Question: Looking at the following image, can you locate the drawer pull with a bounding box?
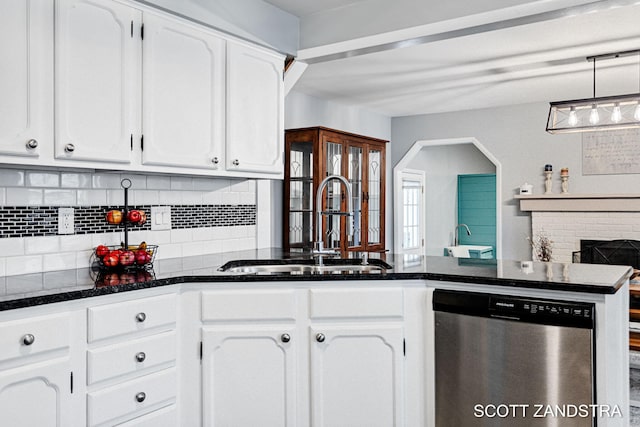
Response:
[64,143,75,153]
[135,352,146,362]
[135,312,146,323]
[22,334,35,346]
[26,139,38,149]
[135,392,146,403]
[316,333,325,343]
[280,333,291,343]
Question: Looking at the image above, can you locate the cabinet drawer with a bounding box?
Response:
[88,294,177,342]
[309,288,403,319]
[115,405,176,427]
[87,367,176,426]
[202,290,297,321]
[0,313,70,363]
[88,331,176,384]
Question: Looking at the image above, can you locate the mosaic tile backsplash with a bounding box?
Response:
[0,205,256,238]
[0,169,259,276]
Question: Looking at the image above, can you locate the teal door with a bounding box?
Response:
[457,174,496,257]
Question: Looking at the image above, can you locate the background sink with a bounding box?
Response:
[444,245,493,259]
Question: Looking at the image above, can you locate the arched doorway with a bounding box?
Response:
[393,138,502,258]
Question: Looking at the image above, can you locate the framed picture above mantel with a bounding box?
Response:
[582,128,640,175]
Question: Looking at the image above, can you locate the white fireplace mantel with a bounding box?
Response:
[515,194,640,212]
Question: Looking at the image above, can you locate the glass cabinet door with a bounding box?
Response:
[367,148,383,248]
[323,141,343,249]
[347,144,363,249]
[288,141,313,249]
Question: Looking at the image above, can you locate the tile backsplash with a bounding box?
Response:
[0,169,257,276]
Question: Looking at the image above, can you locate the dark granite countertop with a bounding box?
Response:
[0,248,632,312]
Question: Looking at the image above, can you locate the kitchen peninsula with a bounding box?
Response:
[0,250,630,426]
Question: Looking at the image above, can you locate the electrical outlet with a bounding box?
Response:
[58,207,75,235]
[151,206,171,231]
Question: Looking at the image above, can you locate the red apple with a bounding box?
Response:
[106,210,123,224]
[95,245,110,258]
[135,249,151,265]
[102,252,119,267]
[127,210,142,223]
[119,250,135,266]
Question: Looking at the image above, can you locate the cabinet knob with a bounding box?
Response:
[315,333,325,343]
[281,333,291,343]
[232,159,240,166]
[135,392,146,403]
[212,157,219,165]
[26,139,38,149]
[135,312,146,323]
[22,334,35,346]
[135,352,146,362]
[64,143,75,153]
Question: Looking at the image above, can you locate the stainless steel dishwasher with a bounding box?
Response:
[433,289,595,426]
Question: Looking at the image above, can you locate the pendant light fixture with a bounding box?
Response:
[546,49,640,134]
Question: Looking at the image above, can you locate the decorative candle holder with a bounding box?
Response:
[561,175,569,194]
[560,167,569,194]
[544,171,553,194]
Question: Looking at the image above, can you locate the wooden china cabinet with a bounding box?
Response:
[283,127,387,253]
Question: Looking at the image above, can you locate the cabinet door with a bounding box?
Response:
[55,0,140,164]
[0,358,72,427]
[346,142,365,251]
[141,13,225,170]
[226,42,284,174]
[310,324,404,427]
[0,0,53,158]
[365,145,385,251]
[202,326,296,427]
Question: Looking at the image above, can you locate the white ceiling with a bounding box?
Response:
[265,0,640,117]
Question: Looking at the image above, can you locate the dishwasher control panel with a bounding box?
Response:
[434,290,595,329]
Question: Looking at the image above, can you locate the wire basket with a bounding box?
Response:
[92,244,158,271]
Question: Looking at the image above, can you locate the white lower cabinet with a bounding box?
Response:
[201,326,297,426]
[0,310,77,427]
[310,324,405,427]
[0,357,73,427]
[200,286,405,427]
[86,292,178,427]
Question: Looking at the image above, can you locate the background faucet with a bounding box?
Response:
[454,224,471,246]
[314,175,354,254]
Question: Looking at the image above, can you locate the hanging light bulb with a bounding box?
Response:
[589,104,599,125]
[635,101,640,121]
[568,106,578,126]
[611,103,622,123]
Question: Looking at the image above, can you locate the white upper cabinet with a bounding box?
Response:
[0,0,53,159]
[55,0,141,164]
[226,42,284,175]
[141,13,225,170]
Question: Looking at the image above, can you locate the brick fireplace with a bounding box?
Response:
[516,194,640,263]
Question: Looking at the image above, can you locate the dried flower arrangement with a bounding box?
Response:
[527,232,553,262]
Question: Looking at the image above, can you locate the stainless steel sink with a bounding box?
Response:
[218,258,392,275]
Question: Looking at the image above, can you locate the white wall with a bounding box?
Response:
[391,101,640,261]
[406,144,495,256]
[285,91,391,139]
[280,90,392,249]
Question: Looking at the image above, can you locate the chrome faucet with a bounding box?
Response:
[454,224,471,246]
[314,175,354,255]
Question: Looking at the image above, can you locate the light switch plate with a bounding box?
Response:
[151,206,171,231]
[58,207,75,234]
